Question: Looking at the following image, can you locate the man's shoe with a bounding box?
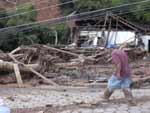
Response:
[127,99,137,106]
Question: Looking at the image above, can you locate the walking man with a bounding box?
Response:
[102,49,136,105]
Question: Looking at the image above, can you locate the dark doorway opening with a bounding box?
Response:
[148,40,150,52]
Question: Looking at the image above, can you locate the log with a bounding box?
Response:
[0,61,39,73]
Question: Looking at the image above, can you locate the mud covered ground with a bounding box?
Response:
[0,60,150,113]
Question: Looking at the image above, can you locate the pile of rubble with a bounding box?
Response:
[0,44,147,86]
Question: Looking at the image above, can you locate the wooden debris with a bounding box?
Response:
[10,47,21,54]
[29,68,58,86]
[43,45,79,57]
[13,64,24,88]
[0,44,147,86]
[9,53,59,86]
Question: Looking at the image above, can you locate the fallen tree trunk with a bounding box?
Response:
[0,61,39,73]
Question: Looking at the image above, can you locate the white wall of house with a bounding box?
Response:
[80,31,135,46]
[141,35,150,51]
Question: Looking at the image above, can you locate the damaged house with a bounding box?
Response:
[70,14,150,51]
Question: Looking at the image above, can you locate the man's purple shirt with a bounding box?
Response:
[111,49,131,77]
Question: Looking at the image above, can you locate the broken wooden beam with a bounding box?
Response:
[29,68,58,86]
[9,53,59,86]
[10,47,21,54]
[43,45,79,58]
[14,64,24,88]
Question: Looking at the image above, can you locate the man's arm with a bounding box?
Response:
[115,63,122,80]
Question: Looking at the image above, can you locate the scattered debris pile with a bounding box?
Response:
[0,44,147,86]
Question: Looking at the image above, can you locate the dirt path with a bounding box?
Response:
[0,85,150,113]
[11,96,150,113]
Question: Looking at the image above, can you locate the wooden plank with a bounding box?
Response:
[8,53,19,63]
[43,45,79,57]
[13,54,24,57]
[10,47,21,54]
[105,17,112,47]
[13,64,24,88]
[29,68,59,86]
[103,13,108,27]
[110,15,138,31]
[117,15,146,32]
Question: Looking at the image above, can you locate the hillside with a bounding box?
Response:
[0,0,15,9]
[0,0,61,21]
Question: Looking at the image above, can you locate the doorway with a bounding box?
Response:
[148,40,150,52]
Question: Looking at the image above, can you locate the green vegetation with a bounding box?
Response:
[75,0,111,12]
[59,0,150,24]
[0,4,69,51]
[52,23,70,44]
[7,4,37,26]
[59,0,76,15]
[74,0,150,23]
[0,4,38,51]
[0,0,149,51]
